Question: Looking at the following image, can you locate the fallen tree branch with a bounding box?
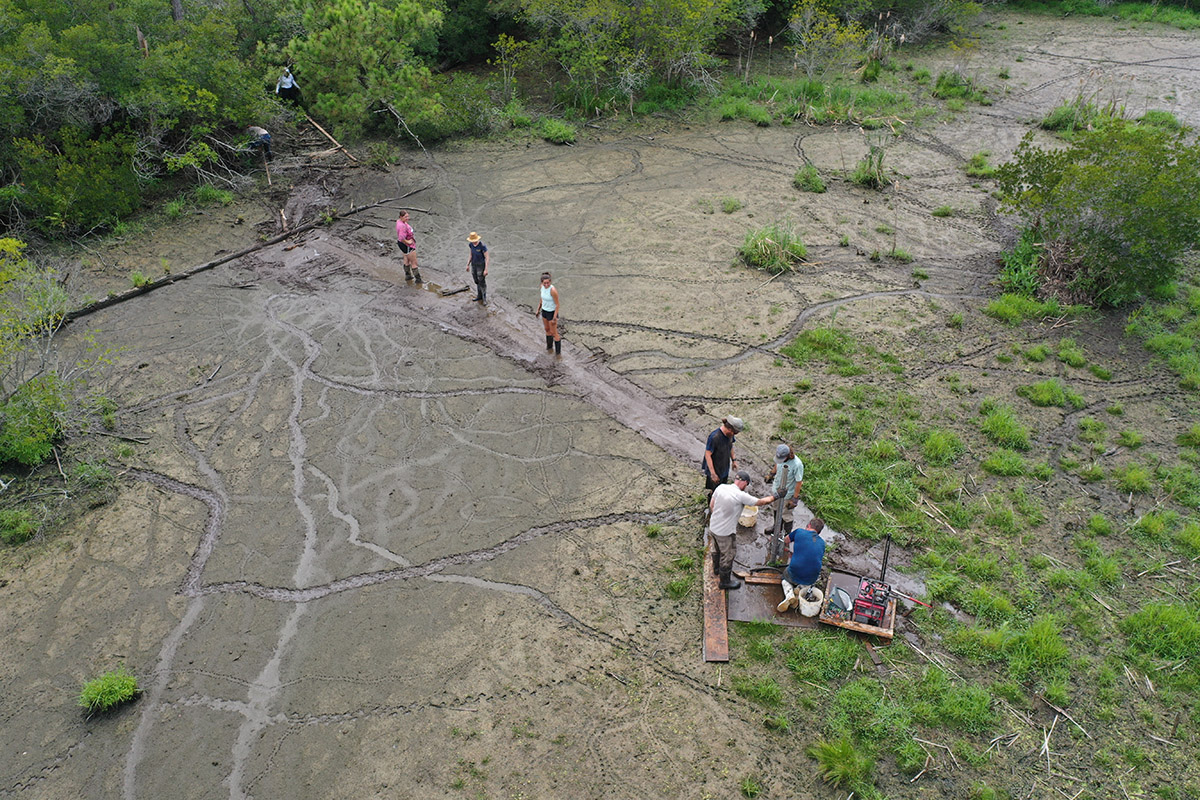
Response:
[62,197,400,326]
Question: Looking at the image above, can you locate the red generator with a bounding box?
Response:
[852,577,891,626]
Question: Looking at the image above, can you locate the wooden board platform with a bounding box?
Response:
[817,570,896,639]
[702,543,729,662]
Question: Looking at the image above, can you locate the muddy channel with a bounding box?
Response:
[2,12,1199,800]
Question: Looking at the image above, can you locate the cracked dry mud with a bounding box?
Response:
[2,12,1199,800]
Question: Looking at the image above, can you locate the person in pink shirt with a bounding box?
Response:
[395,210,422,283]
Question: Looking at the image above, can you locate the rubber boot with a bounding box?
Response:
[546,335,554,351]
[412,270,423,284]
[718,568,742,591]
[711,551,720,576]
[554,339,561,355]
[404,266,413,280]
[776,582,795,613]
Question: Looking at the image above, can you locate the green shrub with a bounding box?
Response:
[740,223,807,274]
[79,668,140,713]
[502,99,533,128]
[807,737,874,789]
[933,71,984,102]
[130,270,151,288]
[13,129,142,234]
[996,124,1200,306]
[164,198,187,219]
[1140,109,1183,130]
[980,403,1031,450]
[1121,603,1200,660]
[793,164,826,193]
[1017,378,1084,409]
[72,461,116,492]
[0,375,69,466]
[0,508,38,545]
[539,118,577,144]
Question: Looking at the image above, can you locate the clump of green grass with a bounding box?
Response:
[739,777,763,798]
[923,429,964,465]
[933,71,986,102]
[1178,424,1200,447]
[1121,603,1200,660]
[79,668,140,714]
[948,312,964,329]
[130,270,151,288]
[1006,616,1069,681]
[850,145,887,189]
[1089,364,1113,380]
[193,184,234,205]
[721,197,744,213]
[644,523,663,538]
[793,164,826,193]
[1140,109,1183,130]
[786,631,861,682]
[1017,378,1085,409]
[807,737,874,790]
[665,576,693,600]
[1176,521,1200,555]
[740,222,807,274]
[1113,464,1152,493]
[1023,344,1050,362]
[733,674,783,705]
[980,401,1031,450]
[1078,416,1107,445]
[1057,338,1087,367]
[1079,463,1105,482]
[985,294,1063,325]
[539,117,577,144]
[0,509,38,545]
[932,205,954,217]
[964,151,996,178]
[1117,430,1143,449]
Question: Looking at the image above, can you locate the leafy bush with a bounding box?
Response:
[996,124,1200,305]
[793,164,826,193]
[0,508,38,545]
[740,223,807,274]
[79,668,139,713]
[0,375,68,466]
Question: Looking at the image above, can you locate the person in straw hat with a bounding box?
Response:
[466,232,489,303]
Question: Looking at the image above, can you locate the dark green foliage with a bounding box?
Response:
[996,125,1200,305]
[999,229,1040,296]
[0,375,68,466]
[0,508,38,545]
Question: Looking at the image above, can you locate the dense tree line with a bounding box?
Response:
[0,0,990,239]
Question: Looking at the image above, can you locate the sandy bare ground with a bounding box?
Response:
[2,12,1199,800]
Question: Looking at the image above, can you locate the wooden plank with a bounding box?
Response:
[703,542,729,662]
[734,569,784,586]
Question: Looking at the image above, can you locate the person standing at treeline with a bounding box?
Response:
[537,272,561,355]
[467,232,489,304]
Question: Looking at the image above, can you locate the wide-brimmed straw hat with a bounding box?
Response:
[467,232,481,243]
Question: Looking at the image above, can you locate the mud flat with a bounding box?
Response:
[2,12,1199,799]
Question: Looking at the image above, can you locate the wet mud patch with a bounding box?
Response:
[3,12,1200,800]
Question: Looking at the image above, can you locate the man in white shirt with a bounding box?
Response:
[708,470,775,590]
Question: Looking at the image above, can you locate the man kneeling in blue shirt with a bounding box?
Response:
[778,518,825,612]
